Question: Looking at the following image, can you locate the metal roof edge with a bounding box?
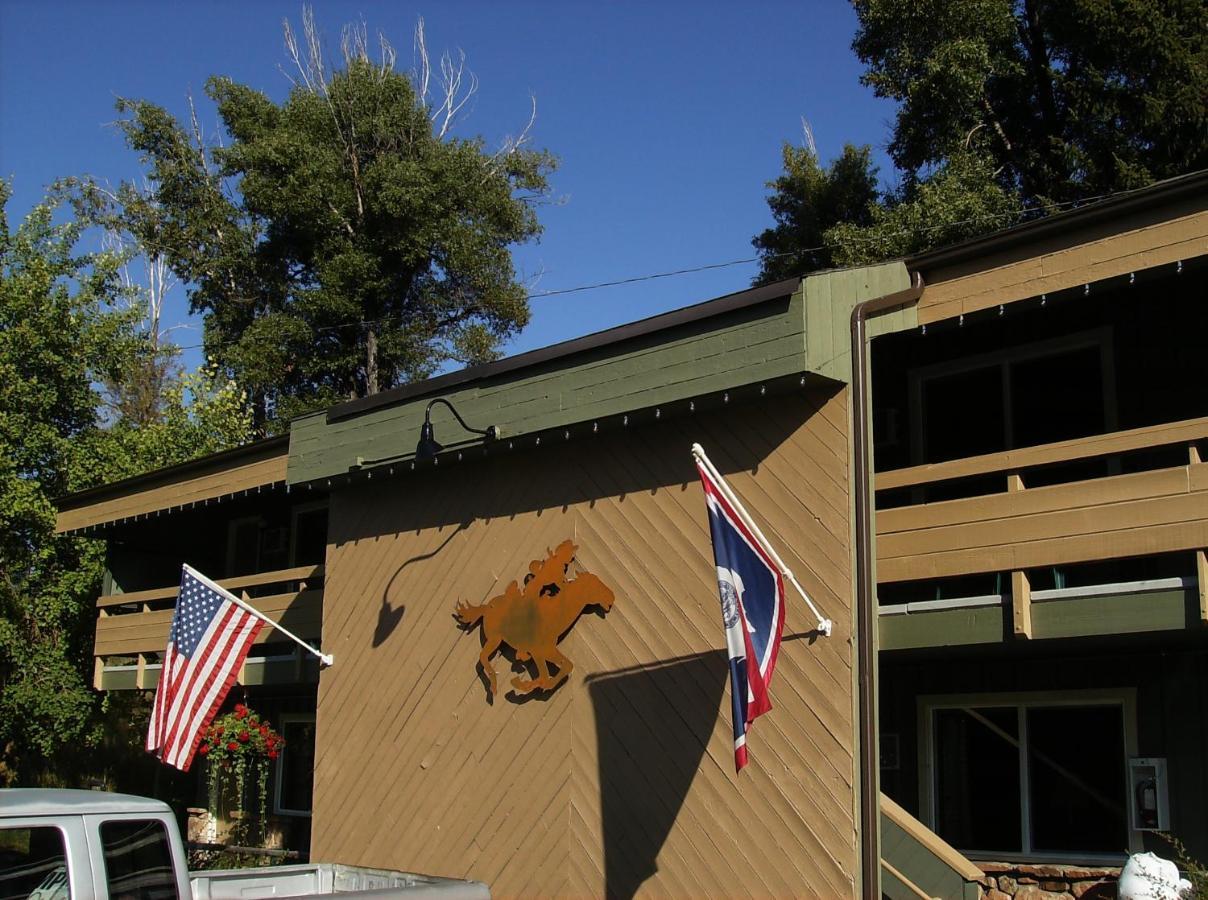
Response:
[905,169,1208,272]
[325,276,802,423]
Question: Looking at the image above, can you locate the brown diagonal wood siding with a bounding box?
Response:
[311,390,856,898]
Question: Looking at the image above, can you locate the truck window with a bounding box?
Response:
[0,826,69,899]
[98,821,175,900]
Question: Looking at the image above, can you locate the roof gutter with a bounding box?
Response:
[850,271,924,899]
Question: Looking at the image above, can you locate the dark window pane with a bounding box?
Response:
[0,826,69,899]
[99,820,177,900]
[1028,705,1127,853]
[227,518,261,577]
[934,706,1022,852]
[1011,346,1105,448]
[278,719,316,814]
[922,366,1005,463]
[293,508,328,568]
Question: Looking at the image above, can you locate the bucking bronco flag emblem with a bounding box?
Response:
[692,443,832,772]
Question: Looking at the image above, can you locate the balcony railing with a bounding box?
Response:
[94,564,324,690]
[875,416,1208,640]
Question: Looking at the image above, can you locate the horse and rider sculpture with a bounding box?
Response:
[454,539,615,699]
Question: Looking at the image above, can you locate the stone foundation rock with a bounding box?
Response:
[976,862,1119,899]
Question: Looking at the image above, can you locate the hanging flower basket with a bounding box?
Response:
[199,704,285,842]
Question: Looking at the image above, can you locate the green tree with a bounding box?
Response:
[824,151,1022,266]
[756,0,1205,276]
[0,183,252,782]
[0,181,135,779]
[852,0,1208,203]
[116,13,555,429]
[752,140,880,283]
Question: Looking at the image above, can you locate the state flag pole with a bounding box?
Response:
[690,444,832,636]
[183,564,334,666]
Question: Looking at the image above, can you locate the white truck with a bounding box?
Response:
[0,789,489,899]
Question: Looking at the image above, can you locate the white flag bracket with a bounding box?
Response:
[183,564,335,667]
[691,444,833,637]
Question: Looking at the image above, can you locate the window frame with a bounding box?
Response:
[907,326,1119,466]
[289,501,329,569]
[273,713,317,818]
[0,820,74,899]
[917,688,1141,862]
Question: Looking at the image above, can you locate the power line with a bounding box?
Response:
[156,189,1118,354]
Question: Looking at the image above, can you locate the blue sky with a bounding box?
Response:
[0,1,898,366]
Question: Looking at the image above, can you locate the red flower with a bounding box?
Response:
[260,725,269,736]
[199,744,210,755]
[227,742,238,751]
[235,707,247,720]
[238,730,250,742]
[268,750,278,760]
[214,726,224,736]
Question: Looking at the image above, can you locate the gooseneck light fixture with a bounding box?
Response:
[416,398,498,462]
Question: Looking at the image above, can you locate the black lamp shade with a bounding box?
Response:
[415,420,443,461]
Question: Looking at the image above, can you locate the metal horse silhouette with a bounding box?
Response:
[455,540,615,698]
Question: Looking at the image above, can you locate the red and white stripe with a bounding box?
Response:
[146,599,262,771]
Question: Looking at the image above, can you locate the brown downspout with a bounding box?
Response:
[851,271,924,899]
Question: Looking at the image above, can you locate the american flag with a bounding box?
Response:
[696,460,786,772]
[146,565,264,771]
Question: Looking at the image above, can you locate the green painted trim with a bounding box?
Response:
[803,262,914,383]
[1032,589,1193,639]
[98,668,139,691]
[879,586,1196,649]
[287,261,914,494]
[98,658,318,690]
[881,809,973,900]
[288,288,812,484]
[880,606,1006,650]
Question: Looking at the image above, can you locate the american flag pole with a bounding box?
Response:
[691,444,832,636]
[182,564,334,666]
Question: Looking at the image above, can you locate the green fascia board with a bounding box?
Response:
[879,586,1196,650]
[880,606,1006,651]
[97,659,318,690]
[1032,588,1194,639]
[804,262,915,382]
[287,261,916,485]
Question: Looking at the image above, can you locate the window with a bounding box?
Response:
[921,691,1137,859]
[909,329,1117,467]
[274,715,317,816]
[0,826,69,899]
[290,503,328,568]
[99,819,177,900]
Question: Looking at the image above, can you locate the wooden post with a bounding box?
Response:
[1012,569,1033,639]
[1197,549,1208,626]
[93,656,105,691]
[1007,473,1032,638]
[135,653,148,690]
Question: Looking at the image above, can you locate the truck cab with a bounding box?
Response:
[0,789,191,899]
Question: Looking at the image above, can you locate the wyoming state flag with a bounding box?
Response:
[696,461,786,771]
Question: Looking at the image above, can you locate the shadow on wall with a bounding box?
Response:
[331,383,844,543]
[587,648,729,900]
[374,523,470,647]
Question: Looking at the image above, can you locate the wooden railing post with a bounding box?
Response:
[1197,549,1208,626]
[1007,472,1033,639]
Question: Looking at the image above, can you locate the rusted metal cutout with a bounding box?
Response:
[455,540,615,698]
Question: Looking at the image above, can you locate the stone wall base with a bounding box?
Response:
[977,862,1120,899]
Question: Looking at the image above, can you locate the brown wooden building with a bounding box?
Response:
[58,169,1208,898]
